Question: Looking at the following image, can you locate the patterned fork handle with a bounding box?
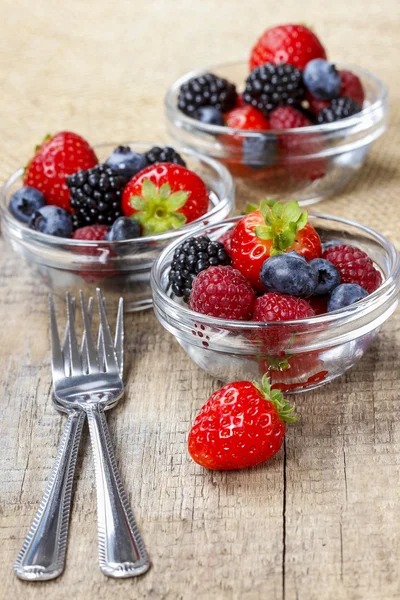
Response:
[14,410,85,581]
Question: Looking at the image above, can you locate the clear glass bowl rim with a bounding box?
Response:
[151,213,400,331]
[0,141,235,249]
[165,60,388,137]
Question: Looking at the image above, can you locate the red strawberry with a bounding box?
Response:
[23,132,98,211]
[339,70,365,106]
[249,24,327,71]
[188,376,296,470]
[260,353,328,392]
[323,244,382,293]
[253,292,315,322]
[270,106,312,129]
[225,105,270,131]
[122,163,209,235]
[230,200,322,291]
[189,265,256,320]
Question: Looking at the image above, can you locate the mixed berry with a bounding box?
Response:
[176,24,365,180]
[178,24,365,129]
[169,200,382,319]
[9,131,210,241]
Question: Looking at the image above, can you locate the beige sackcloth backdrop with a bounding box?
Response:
[1,1,400,600]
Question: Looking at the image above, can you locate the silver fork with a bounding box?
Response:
[53,290,149,578]
[14,291,149,580]
[14,294,129,581]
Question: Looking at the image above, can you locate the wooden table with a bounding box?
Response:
[1,1,400,598]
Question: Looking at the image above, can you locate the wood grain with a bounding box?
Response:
[0,1,400,599]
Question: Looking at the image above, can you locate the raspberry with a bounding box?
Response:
[189,265,256,320]
[322,244,382,293]
[270,106,312,129]
[306,92,329,116]
[72,224,109,241]
[253,293,315,322]
[339,70,365,107]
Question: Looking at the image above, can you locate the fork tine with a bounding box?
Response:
[81,295,94,374]
[80,291,98,374]
[62,297,76,377]
[49,295,64,382]
[66,292,81,376]
[114,298,124,378]
[96,288,119,373]
[97,296,106,372]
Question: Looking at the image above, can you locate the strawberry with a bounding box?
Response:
[122,163,209,235]
[225,105,270,131]
[230,200,322,291]
[260,353,328,392]
[323,244,382,293]
[188,375,296,470]
[249,24,327,72]
[339,70,365,106]
[23,132,98,211]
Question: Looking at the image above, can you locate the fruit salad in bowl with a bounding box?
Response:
[151,201,399,393]
[165,24,387,208]
[1,133,234,311]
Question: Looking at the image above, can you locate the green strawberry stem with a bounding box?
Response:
[129,178,189,235]
[254,374,297,423]
[254,198,308,256]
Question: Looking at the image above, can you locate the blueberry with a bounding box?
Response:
[193,106,224,125]
[260,253,317,297]
[322,239,343,252]
[327,283,368,312]
[309,258,340,295]
[9,186,46,223]
[105,146,148,180]
[243,136,277,170]
[105,216,141,241]
[29,205,73,238]
[303,59,341,101]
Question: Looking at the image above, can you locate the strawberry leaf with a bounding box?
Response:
[255,225,273,240]
[159,183,172,199]
[130,195,147,210]
[165,190,189,211]
[142,178,158,201]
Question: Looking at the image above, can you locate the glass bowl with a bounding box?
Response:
[165,61,388,209]
[0,142,235,311]
[151,215,399,394]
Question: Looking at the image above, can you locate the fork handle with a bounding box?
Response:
[14,410,85,581]
[86,403,150,578]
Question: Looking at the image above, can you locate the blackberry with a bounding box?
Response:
[316,96,362,123]
[145,146,186,167]
[168,236,231,301]
[177,72,237,116]
[243,63,305,116]
[67,164,126,230]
